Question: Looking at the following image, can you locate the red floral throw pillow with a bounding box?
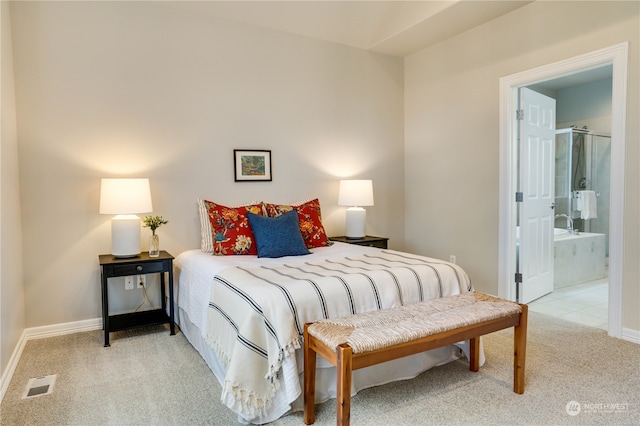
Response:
[203,200,263,255]
[263,199,333,249]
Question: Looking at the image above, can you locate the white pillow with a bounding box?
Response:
[197,199,214,253]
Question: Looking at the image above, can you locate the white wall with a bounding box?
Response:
[404,1,639,331]
[6,0,638,346]
[1,0,26,378]
[9,1,404,327]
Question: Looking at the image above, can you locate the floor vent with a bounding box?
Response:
[22,374,57,399]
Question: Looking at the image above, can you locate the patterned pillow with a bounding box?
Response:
[202,200,263,255]
[263,198,333,249]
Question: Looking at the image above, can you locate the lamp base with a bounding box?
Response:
[111,215,142,258]
[345,207,366,239]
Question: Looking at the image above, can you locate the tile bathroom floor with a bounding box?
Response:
[528,277,608,330]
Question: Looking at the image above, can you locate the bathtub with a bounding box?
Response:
[554,230,606,288]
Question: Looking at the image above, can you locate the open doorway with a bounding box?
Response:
[525,73,612,329]
[498,43,628,338]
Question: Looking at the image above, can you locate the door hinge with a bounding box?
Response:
[515,192,523,202]
[516,109,524,120]
[515,273,523,284]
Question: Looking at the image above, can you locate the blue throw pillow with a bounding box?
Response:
[247,210,311,258]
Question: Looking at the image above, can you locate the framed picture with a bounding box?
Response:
[234,149,272,182]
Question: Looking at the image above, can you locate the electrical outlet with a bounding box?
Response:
[137,275,146,289]
[449,255,456,264]
[125,276,135,290]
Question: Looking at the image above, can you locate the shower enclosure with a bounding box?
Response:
[555,127,611,255]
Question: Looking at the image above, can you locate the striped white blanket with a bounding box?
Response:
[206,250,471,419]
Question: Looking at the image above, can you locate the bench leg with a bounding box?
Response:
[304,325,317,425]
[469,336,480,372]
[514,304,528,394]
[336,343,353,426]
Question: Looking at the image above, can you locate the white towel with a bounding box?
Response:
[576,190,598,219]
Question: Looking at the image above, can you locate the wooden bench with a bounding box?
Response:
[303,291,528,426]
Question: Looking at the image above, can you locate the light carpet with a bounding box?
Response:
[1,312,638,425]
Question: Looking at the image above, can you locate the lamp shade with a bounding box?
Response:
[100,178,153,258]
[338,179,373,239]
[338,180,374,207]
[99,178,153,214]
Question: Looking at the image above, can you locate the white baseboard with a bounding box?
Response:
[23,317,102,340]
[0,329,27,403]
[0,317,102,402]
[621,327,640,344]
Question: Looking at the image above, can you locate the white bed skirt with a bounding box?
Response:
[178,306,481,424]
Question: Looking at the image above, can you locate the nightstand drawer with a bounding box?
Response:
[330,236,389,249]
[112,261,165,276]
[361,240,387,249]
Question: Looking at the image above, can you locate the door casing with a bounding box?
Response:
[498,42,628,338]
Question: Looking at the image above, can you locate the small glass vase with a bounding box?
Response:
[149,234,160,257]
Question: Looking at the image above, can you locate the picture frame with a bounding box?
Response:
[234,149,272,182]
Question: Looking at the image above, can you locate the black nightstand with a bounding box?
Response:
[98,250,175,347]
[330,235,389,249]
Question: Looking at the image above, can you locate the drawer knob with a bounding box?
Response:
[136,265,143,272]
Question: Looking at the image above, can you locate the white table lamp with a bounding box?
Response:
[100,178,153,258]
[338,179,374,239]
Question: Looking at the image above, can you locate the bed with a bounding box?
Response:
[173,198,478,423]
[174,242,477,424]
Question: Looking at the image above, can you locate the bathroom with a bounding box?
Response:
[527,69,612,330]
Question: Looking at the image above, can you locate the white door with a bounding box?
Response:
[518,87,556,303]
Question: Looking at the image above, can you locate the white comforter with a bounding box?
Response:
[175,243,472,423]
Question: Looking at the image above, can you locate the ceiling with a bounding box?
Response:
[162,1,612,89]
[163,0,533,57]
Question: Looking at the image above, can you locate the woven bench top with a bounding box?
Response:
[307,291,521,354]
